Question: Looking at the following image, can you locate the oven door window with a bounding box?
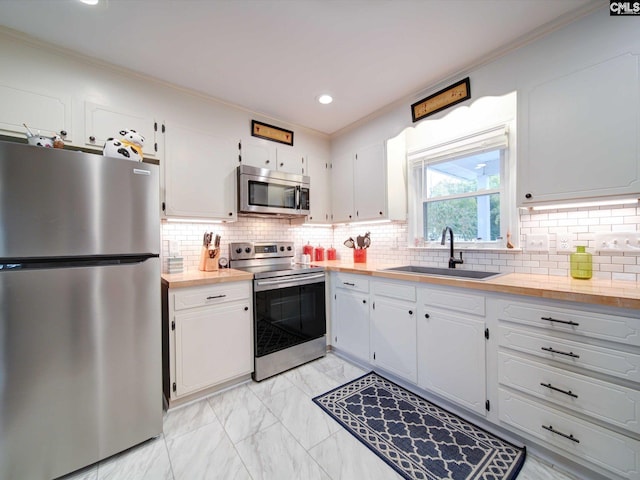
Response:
[248,181,297,209]
[254,282,326,357]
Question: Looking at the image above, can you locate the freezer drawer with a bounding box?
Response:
[0,257,162,479]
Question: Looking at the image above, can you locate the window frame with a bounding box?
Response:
[407,123,518,249]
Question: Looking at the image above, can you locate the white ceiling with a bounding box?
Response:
[0,0,600,135]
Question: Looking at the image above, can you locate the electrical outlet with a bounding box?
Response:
[556,234,574,253]
[525,234,549,252]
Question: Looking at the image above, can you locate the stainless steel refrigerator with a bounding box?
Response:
[0,141,162,479]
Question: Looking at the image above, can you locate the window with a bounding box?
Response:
[408,125,515,248]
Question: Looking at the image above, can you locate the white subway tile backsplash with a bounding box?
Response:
[161,203,640,281]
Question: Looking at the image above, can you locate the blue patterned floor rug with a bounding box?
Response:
[313,372,526,480]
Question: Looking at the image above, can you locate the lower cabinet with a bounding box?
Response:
[498,389,640,479]
[331,273,370,363]
[371,281,417,382]
[417,307,487,416]
[495,296,640,480]
[417,286,487,416]
[163,280,253,405]
[328,270,640,480]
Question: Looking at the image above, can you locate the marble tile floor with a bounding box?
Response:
[60,353,579,480]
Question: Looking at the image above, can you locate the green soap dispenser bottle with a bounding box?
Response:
[570,245,592,279]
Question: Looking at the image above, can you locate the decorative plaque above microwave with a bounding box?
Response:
[251,120,294,146]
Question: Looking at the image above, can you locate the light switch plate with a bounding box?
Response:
[525,234,549,252]
[595,232,640,253]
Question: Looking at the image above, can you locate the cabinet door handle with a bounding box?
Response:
[343,282,355,286]
[541,346,580,358]
[408,310,413,315]
[540,382,578,398]
[541,425,579,443]
[206,294,226,300]
[541,316,579,327]
[244,306,249,311]
[424,313,430,319]
[362,299,366,304]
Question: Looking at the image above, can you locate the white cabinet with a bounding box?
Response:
[163,122,238,221]
[519,53,640,206]
[330,152,356,223]
[495,296,640,479]
[331,273,370,362]
[329,141,406,223]
[163,281,253,404]
[84,101,159,159]
[354,143,387,220]
[417,286,487,416]
[275,147,306,175]
[307,154,331,223]
[0,83,72,142]
[239,137,304,175]
[371,281,417,382]
[330,143,387,223]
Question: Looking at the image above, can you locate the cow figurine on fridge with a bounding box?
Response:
[103,129,145,161]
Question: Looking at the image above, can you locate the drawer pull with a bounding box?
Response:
[343,282,355,286]
[541,346,580,358]
[541,316,579,327]
[540,382,578,398]
[206,294,226,300]
[541,425,580,443]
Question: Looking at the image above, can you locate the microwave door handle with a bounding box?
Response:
[295,185,301,211]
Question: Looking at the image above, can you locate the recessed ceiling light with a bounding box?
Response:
[79,0,100,5]
[317,94,333,105]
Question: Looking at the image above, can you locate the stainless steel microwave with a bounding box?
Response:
[238,165,310,217]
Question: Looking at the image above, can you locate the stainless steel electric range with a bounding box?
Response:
[229,241,326,381]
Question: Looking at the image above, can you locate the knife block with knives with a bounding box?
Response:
[199,232,220,272]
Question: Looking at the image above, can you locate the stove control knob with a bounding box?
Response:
[245,247,251,254]
[280,246,285,251]
[235,248,242,254]
[287,246,292,251]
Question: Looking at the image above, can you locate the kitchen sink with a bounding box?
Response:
[381,265,503,280]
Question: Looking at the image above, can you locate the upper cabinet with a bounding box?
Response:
[239,137,304,175]
[330,151,355,223]
[163,122,238,221]
[354,143,387,220]
[330,142,405,223]
[307,154,331,224]
[0,83,72,143]
[519,53,640,206]
[84,102,161,160]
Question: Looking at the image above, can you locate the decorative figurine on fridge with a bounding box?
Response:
[103,129,145,161]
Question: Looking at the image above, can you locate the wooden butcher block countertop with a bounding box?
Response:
[314,260,640,310]
[161,269,253,288]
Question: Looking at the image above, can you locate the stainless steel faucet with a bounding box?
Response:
[441,226,464,269]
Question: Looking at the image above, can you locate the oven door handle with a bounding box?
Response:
[255,272,325,290]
